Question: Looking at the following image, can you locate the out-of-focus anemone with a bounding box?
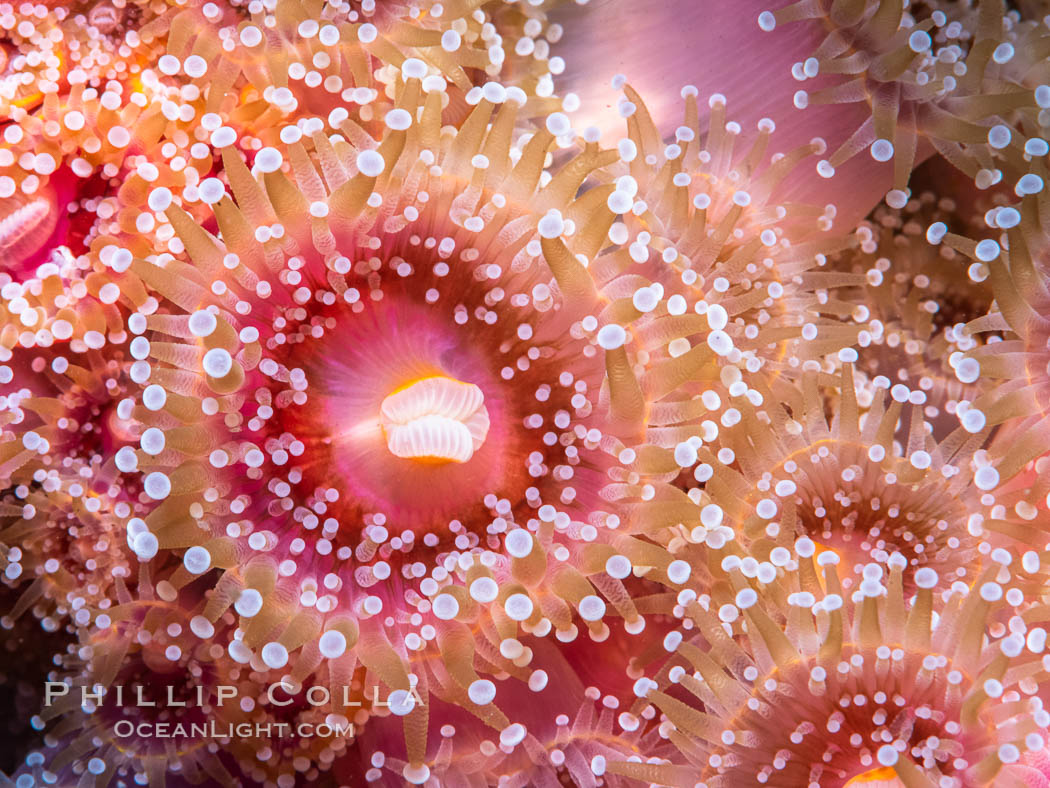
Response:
[757,0,1050,206]
[687,364,988,591]
[0,473,133,629]
[27,568,246,787]
[940,178,1050,485]
[551,0,907,230]
[586,85,864,405]
[0,252,125,343]
[343,679,670,787]
[603,557,1050,788]
[553,0,1050,230]
[0,270,143,631]
[1017,732,1050,788]
[0,0,177,115]
[159,0,565,131]
[25,564,368,788]
[0,168,79,279]
[161,593,364,788]
[91,57,714,782]
[0,335,135,481]
[0,266,133,492]
[960,450,1050,598]
[0,0,200,278]
[200,663,360,788]
[0,584,77,776]
[571,87,903,583]
[829,177,996,440]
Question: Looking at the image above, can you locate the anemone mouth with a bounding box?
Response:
[84,2,124,34]
[69,0,147,47]
[843,766,904,787]
[113,73,620,575]
[378,375,491,464]
[0,170,78,280]
[0,192,59,276]
[282,294,520,523]
[104,75,665,768]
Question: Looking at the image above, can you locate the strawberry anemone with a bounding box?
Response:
[829,180,996,443]
[697,366,984,593]
[605,557,1050,788]
[25,569,247,787]
[93,62,707,783]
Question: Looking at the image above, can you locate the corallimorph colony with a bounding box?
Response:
[1,0,1050,786]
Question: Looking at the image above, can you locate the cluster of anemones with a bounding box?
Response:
[3,1,1050,787]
